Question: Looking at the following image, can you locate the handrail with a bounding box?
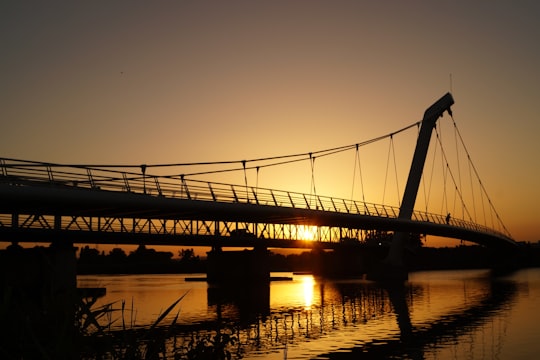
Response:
[0,158,513,241]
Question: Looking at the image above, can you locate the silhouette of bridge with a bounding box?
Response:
[0,93,515,253]
[0,157,514,249]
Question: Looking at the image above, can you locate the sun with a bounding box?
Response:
[297,225,318,241]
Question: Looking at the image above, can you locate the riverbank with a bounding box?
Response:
[75,245,540,275]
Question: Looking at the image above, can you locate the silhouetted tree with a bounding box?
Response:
[363,231,424,249]
[129,245,173,263]
[108,247,128,262]
[79,246,101,264]
[179,248,198,262]
[364,231,393,246]
[406,233,425,249]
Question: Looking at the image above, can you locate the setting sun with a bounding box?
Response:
[297,225,318,241]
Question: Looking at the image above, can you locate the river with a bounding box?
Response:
[77,268,540,359]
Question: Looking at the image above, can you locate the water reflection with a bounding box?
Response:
[208,283,270,322]
[302,276,314,309]
[77,270,522,359]
[316,274,518,360]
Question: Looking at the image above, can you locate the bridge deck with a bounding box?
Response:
[0,158,516,248]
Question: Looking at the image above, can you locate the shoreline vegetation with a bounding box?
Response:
[74,242,540,275]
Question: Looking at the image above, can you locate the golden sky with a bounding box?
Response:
[1,1,539,244]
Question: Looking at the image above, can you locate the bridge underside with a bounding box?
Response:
[0,183,516,249]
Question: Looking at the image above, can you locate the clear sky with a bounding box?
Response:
[1,1,539,246]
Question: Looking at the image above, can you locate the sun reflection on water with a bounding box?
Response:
[302,276,314,309]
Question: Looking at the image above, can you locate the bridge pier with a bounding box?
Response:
[0,240,78,358]
[206,246,270,284]
[312,247,375,278]
[371,232,410,281]
[488,246,522,276]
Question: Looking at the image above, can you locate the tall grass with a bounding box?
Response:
[77,290,242,360]
[1,287,241,360]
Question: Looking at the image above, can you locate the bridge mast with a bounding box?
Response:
[383,93,454,277]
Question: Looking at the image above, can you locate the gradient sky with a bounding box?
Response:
[1,1,539,245]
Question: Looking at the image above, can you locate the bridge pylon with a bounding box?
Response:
[372,93,455,281]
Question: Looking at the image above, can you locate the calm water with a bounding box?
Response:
[78,268,540,359]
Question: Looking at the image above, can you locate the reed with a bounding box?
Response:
[77,290,241,359]
[1,286,241,359]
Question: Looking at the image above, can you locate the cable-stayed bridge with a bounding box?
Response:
[0,93,521,357]
[0,94,515,253]
[0,157,514,249]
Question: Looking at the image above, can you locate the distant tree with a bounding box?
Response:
[108,247,128,262]
[78,245,101,263]
[285,251,318,272]
[268,252,288,271]
[129,244,173,263]
[179,248,199,262]
[131,244,149,255]
[407,233,425,249]
[363,231,424,248]
[364,231,393,246]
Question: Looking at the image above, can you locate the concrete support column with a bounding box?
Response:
[11,212,18,229]
[0,239,77,358]
[206,247,270,284]
[312,247,369,278]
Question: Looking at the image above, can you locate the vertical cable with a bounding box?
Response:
[467,157,477,223]
[451,114,512,236]
[358,147,366,206]
[255,166,259,198]
[453,120,464,218]
[350,144,368,210]
[390,136,401,206]
[436,126,449,217]
[242,160,248,202]
[382,137,392,204]
[310,153,317,205]
[350,144,358,204]
[141,164,147,194]
[424,123,438,213]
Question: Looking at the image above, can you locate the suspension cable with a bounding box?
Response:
[350,144,358,203]
[358,146,367,205]
[453,118,464,218]
[467,156,477,222]
[434,126,475,223]
[435,126,449,217]
[350,143,367,206]
[449,115,512,237]
[423,123,438,213]
[390,135,401,206]
[382,137,392,204]
[2,121,421,172]
[310,153,317,200]
[255,166,260,198]
[168,122,422,178]
[242,160,249,201]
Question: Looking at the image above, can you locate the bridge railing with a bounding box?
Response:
[0,158,512,240]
